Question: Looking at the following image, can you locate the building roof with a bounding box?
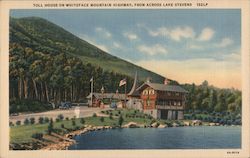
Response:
[137,82,188,93]
[127,71,141,97]
[86,93,126,100]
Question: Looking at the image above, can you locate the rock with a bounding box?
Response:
[209,123,216,126]
[215,123,220,126]
[172,123,179,127]
[151,122,159,128]
[123,122,140,128]
[192,120,202,126]
[158,124,167,128]
[184,121,190,126]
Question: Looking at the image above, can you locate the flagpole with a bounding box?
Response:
[91,77,93,107]
[124,78,127,108]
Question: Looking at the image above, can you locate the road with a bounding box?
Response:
[9,106,109,123]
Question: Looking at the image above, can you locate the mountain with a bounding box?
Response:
[10,16,165,83]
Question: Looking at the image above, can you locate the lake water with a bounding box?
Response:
[68,126,241,150]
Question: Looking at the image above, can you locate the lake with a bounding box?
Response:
[68,126,241,150]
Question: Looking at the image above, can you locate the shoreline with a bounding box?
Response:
[40,123,241,150]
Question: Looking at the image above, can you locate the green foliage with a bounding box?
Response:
[29,117,35,124]
[100,117,105,122]
[80,118,85,124]
[9,17,166,113]
[92,113,97,117]
[16,121,21,126]
[9,122,14,127]
[183,81,241,114]
[31,133,43,140]
[47,118,53,135]
[109,113,113,120]
[72,120,76,126]
[44,117,49,123]
[57,114,64,121]
[10,99,52,114]
[38,117,44,124]
[118,115,124,127]
[24,118,29,125]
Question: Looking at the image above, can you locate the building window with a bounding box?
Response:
[168,92,171,96]
[176,92,180,96]
[147,98,150,106]
[143,90,148,95]
[177,101,181,106]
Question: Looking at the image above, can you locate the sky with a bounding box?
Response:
[10,9,241,89]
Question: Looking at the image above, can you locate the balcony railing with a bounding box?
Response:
[156,105,184,110]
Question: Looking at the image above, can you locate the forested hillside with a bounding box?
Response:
[9,16,241,116]
[183,81,241,114]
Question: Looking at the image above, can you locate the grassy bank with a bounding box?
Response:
[10,108,240,146]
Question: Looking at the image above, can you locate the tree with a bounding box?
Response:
[47,118,53,135]
[118,115,124,127]
[80,118,85,124]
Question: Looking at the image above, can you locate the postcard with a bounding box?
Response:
[0,0,249,158]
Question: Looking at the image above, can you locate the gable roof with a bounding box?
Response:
[86,93,126,100]
[137,82,188,93]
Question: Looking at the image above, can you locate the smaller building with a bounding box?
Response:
[86,93,126,107]
[136,82,188,120]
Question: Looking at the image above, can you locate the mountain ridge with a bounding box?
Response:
[10,16,167,83]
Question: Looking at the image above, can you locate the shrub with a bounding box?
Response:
[57,114,64,121]
[118,115,124,127]
[16,120,21,126]
[38,117,44,124]
[65,117,69,121]
[118,111,121,114]
[109,113,113,120]
[74,126,80,130]
[9,99,52,113]
[24,118,29,125]
[61,123,65,128]
[47,118,54,135]
[56,118,60,122]
[92,113,97,117]
[100,117,104,122]
[80,118,85,124]
[9,122,14,126]
[44,117,49,123]
[32,133,43,140]
[30,117,35,124]
[72,120,76,126]
[101,111,105,113]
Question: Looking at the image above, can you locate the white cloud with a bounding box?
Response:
[137,44,168,56]
[215,38,234,47]
[197,27,215,41]
[136,56,241,89]
[149,26,195,41]
[113,42,122,49]
[123,32,138,40]
[188,44,203,50]
[95,27,112,38]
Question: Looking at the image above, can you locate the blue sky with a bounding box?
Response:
[10,9,241,89]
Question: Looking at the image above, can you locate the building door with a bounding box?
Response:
[160,110,168,119]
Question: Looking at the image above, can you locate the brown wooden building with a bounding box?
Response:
[136,82,188,120]
[86,93,126,107]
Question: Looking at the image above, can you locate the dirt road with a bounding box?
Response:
[9,106,109,123]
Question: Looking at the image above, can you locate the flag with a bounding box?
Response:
[119,78,126,87]
[164,78,170,85]
[90,77,93,82]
